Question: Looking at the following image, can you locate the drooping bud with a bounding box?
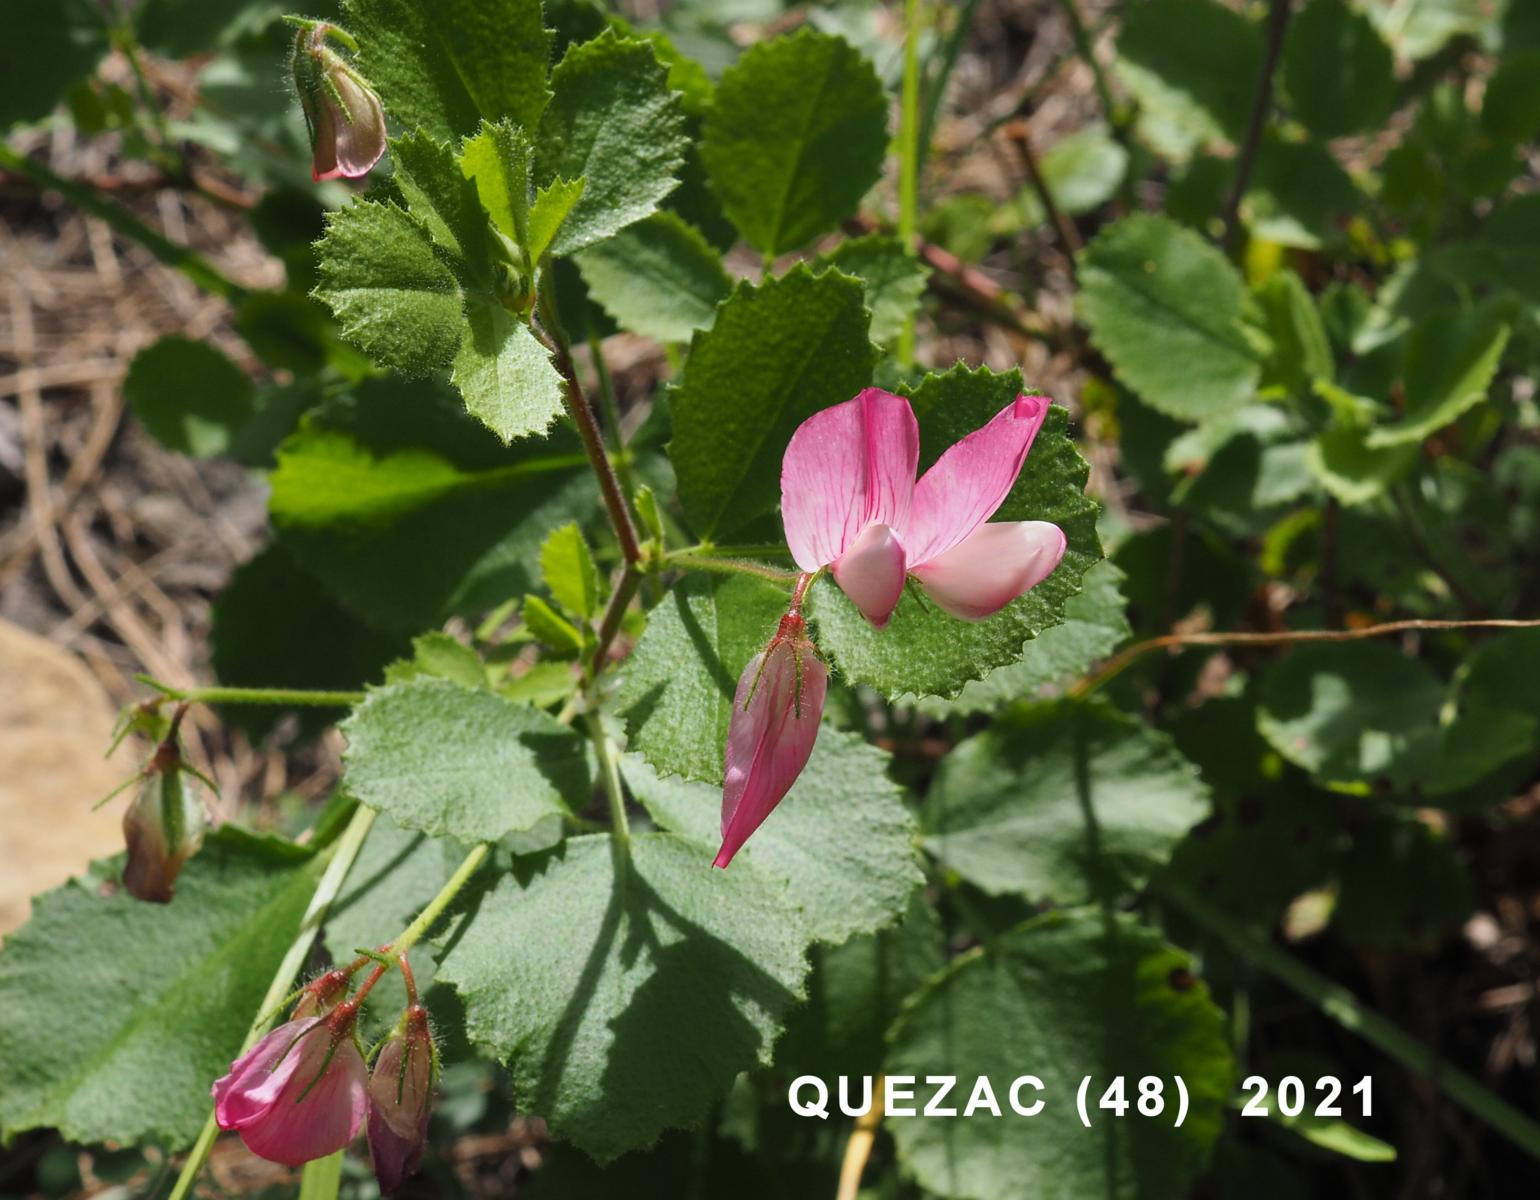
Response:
[291,21,387,182]
[715,610,828,868]
[292,969,352,1020]
[212,1001,369,1166]
[367,1005,435,1193]
[121,761,207,903]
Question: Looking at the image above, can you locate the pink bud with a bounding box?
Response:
[212,1003,368,1167]
[292,970,351,1020]
[367,1006,435,1193]
[121,768,206,903]
[716,613,827,868]
[292,24,387,182]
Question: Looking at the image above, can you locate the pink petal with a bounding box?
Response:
[781,389,918,572]
[903,395,1052,568]
[910,521,1067,620]
[213,1019,319,1130]
[329,73,388,179]
[237,1040,369,1167]
[831,522,907,628]
[716,638,827,868]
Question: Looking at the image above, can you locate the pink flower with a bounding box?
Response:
[780,388,1067,627]
[716,612,827,869]
[368,1006,435,1193]
[291,23,387,183]
[212,1004,368,1167]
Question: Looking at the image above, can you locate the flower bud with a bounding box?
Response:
[212,1002,369,1166]
[367,1006,435,1193]
[291,22,387,182]
[715,612,827,868]
[292,969,352,1020]
[121,766,207,903]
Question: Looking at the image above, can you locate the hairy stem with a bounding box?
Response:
[1072,617,1540,697]
[1159,876,1540,1161]
[896,0,924,365]
[165,805,378,1200]
[1220,0,1293,251]
[589,564,643,680]
[393,842,491,960]
[667,549,800,586]
[587,713,630,844]
[136,677,365,707]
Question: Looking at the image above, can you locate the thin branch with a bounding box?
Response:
[1220,0,1293,251]
[1072,617,1540,697]
[1053,0,1117,129]
[1003,119,1083,258]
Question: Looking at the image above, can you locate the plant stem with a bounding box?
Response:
[1053,0,1118,129]
[1004,118,1082,257]
[392,841,491,959]
[537,287,642,570]
[0,144,245,302]
[916,0,982,187]
[586,712,630,844]
[587,331,639,505]
[105,0,178,169]
[165,805,378,1200]
[835,1073,886,1200]
[589,564,643,679]
[297,1152,344,1200]
[1220,0,1293,252]
[666,549,800,586]
[136,677,365,707]
[1158,876,1540,1161]
[896,0,924,366]
[1072,617,1540,697]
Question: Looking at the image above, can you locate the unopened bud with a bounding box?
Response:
[291,22,387,182]
[367,1005,435,1193]
[121,767,207,903]
[292,969,352,1020]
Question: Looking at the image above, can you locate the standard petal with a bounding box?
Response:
[910,521,1067,621]
[238,1041,369,1167]
[903,394,1052,567]
[780,389,918,572]
[831,521,907,628]
[717,640,827,867]
[213,1019,319,1130]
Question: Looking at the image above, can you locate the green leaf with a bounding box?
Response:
[1482,50,1540,143]
[459,119,534,251]
[1306,423,1418,505]
[122,336,255,458]
[912,559,1131,717]
[535,30,688,256]
[574,211,731,343]
[670,265,878,539]
[1360,0,1496,59]
[1115,0,1262,156]
[615,572,790,783]
[0,829,321,1148]
[1078,214,1262,421]
[1243,138,1362,250]
[540,522,600,619]
[341,677,591,842]
[1365,305,1510,447]
[808,372,1102,700]
[621,728,923,945]
[312,201,463,375]
[434,833,810,1163]
[384,631,489,688]
[1253,270,1333,398]
[271,431,498,527]
[1256,642,1444,786]
[817,235,931,346]
[885,911,1232,1200]
[344,0,553,142]
[452,297,567,443]
[1333,812,1473,947]
[0,0,109,129]
[528,176,586,261]
[923,699,1209,902]
[700,29,888,255]
[392,132,494,276]
[211,544,408,739]
[1266,1103,1397,1162]
[1283,0,1395,138]
[521,593,585,655]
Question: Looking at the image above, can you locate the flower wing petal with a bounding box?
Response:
[903,395,1051,567]
[781,389,918,572]
[910,520,1066,621]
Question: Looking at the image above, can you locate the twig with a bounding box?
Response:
[1002,119,1083,257]
[1072,617,1540,697]
[1220,0,1293,251]
[1053,0,1118,128]
[836,1075,886,1200]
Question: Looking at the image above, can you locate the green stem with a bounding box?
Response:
[165,805,378,1200]
[896,0,924,366]
[586,713,630,844]
[297,1152,344,1200]
[137,678,365,707]
[392,842,490,959]
[1053,0,1117,129]
[1159,876,1540,1161]
[106,0,178,168]
[0,144,245,303]
[666,550,799,586]
[916,0,983,189]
